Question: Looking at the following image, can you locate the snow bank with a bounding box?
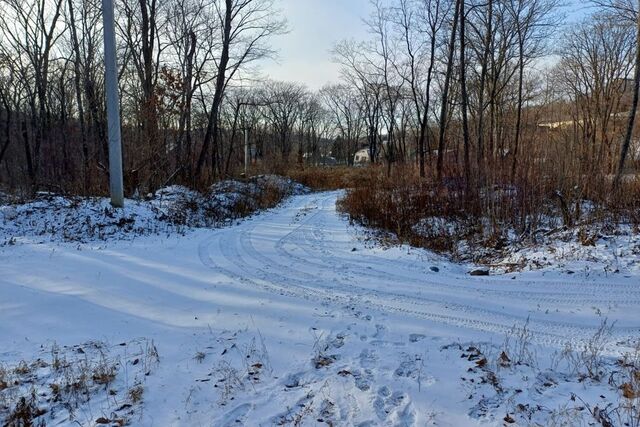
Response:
[157,175,309,228]
[0,193,171,244]
[408,210,640,275]
[0,175,309,244]
[493,225,640,275]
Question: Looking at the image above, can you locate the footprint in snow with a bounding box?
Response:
[219,402,253,426]
[373,324,387,339]
[359,348,378,368]
[350,368,374,391]
[283,372,306,389]
[373,386,416,425]
[370,339,406,348]
[409,333,426,343]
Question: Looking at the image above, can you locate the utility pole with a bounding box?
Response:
[102,0,124,207]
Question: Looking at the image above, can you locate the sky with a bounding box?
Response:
[260,0,590,90]
[260,0,372,90]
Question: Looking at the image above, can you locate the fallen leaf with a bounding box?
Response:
[621,382,636,399]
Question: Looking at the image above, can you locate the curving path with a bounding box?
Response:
[3,190,640,425]
[198,191,640,350]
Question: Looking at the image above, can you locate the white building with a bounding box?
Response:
[354,148,371,165]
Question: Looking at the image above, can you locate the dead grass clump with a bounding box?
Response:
[614,345,640,426]
[337,167,479,256]
[550,319,615,382]
[284,166,369,190]
[338,164,640,260]
[212,330,272,406]
[1,339,158,426]
[254,180,288,210]
[194,351,206,363]
[128,384,144,404]
[6,390,46,427]
[92,356,117,386]
[501,317,537,369]
[214,361,244,405]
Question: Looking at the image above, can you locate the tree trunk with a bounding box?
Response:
[476,0,493,184]
[67,0,90,193]
[437,0,461,182]
[614,3,640,188]
[511,37,525,181]
[177,30,196,181]
[459,0,471,187]
[195,0,232,183]
[0,91,11,165]
[418,24,438,178]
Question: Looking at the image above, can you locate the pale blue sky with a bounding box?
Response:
[261,0,372,89]
[261,0,589,89]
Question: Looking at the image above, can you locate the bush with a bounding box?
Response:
[282,166,370,191]
[337,164,640,260]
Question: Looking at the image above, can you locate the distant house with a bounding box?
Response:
[354,148,371,165]
[538,119,583,129]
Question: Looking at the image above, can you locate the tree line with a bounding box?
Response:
[334,0,640,189]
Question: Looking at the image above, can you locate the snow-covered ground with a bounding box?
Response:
[1,191,639,426]
[0,175,308,245]
[494,226,640,276]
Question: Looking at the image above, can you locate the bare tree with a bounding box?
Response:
[165,0,219,180]
[593,0,640,186]
[320,83,364,165]
[437,0,461,181]
[367,0,406,175]
[0,0,65,190]
[259,80,307,162]
[392,0,449,177]
[195,0,286,182]
[458,0,471,185]
[333,39,385,165]
[66,0,90,192]
[507,0,559,179]
[557,14,635,176]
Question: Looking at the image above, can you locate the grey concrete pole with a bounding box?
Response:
[102,0,124,207]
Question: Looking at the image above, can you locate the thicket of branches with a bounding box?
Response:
[332,0,640,179]
[330,0,640,248]
[0,0,639,223]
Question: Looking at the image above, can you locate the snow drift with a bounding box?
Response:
[0,175,309,244]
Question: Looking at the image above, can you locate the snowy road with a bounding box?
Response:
[198,191,640,346]
[2,191,639,425]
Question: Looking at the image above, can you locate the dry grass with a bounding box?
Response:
[0,339,158,426]
[617,346,640,427]
[128,385,144,404]
[5,390,46,427]
[282,166,370,191]
[337,163,640,260]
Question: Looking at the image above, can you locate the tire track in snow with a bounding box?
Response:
[285,193,640,307]
[198,192,640,348]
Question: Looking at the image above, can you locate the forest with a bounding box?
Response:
[0,0,637,193]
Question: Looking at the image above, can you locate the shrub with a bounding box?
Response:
[337,164,640,260]
[283,166,370,191]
